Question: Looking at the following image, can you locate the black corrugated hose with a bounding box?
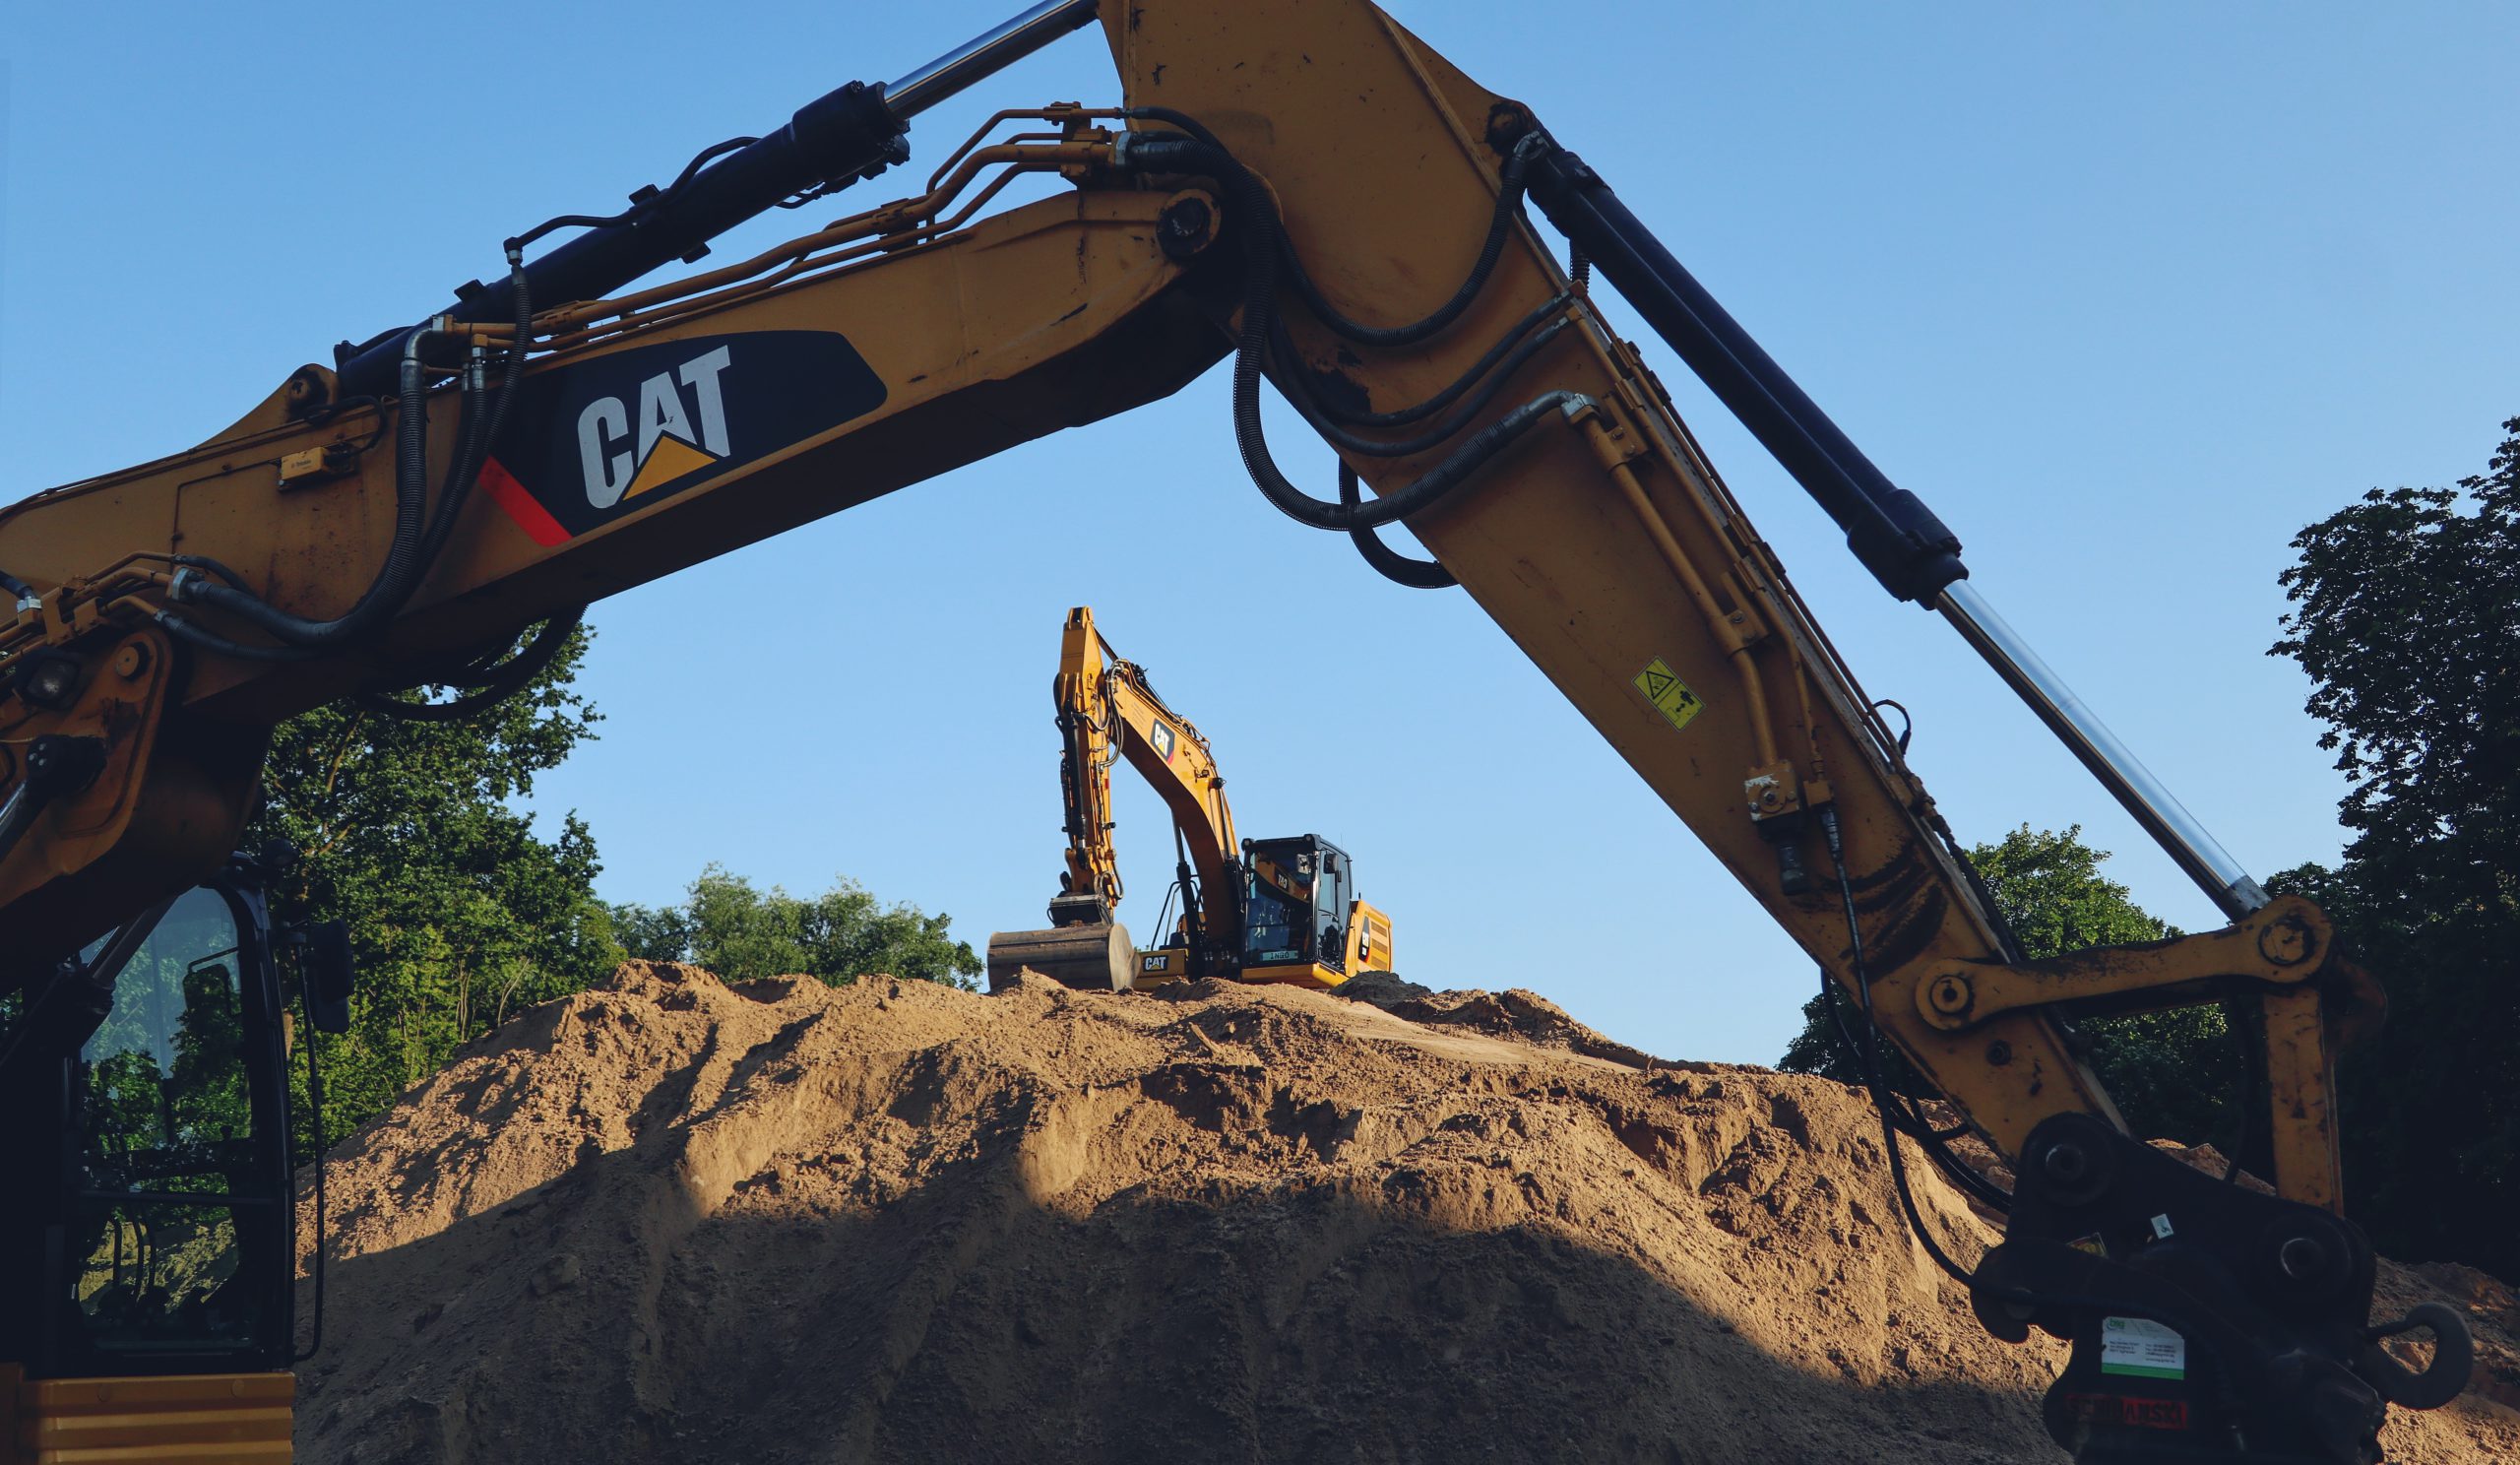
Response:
[353,605,585,723]
[1116,115,1590,538]
[158,249,533,660]
[1339,465,1455,589]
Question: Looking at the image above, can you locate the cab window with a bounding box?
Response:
[1313,851,1352,974]
[69,884,282,1362]
[1243,867,1310,966]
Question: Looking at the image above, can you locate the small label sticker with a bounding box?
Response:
[2063,1393,2190,1432]
[2150,1214,2175,1242]
[2100,1316,2187,1380]
[1633,658,1705,732]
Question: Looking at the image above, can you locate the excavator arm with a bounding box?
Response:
[995,604,1241,987]
[0,1,2471,1458]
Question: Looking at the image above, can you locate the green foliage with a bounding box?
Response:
[610,865,980,990]
[2269,415,2520,1277]
[1779,825,2237,1146]
[1965,824,2177,953]
[252,624,619,1152]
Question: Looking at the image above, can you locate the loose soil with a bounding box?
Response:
[292,963,2520,1463]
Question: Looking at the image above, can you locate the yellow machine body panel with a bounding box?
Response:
[2,1368,292,1464]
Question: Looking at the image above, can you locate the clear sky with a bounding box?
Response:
[3,3,2512,1064]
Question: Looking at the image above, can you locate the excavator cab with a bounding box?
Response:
[1238,836,1387,988]
[0,852,345,1451]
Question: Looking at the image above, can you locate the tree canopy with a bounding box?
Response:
[2267,414,2520,1277]
[611,866,981,989]
[251,625,618,1149]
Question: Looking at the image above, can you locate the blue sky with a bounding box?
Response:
[4,3,2512,1064]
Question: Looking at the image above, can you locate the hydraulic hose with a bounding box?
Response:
[1340,465,1456,589]
[353,606,585,723]
[1118,126,1590,534]
[159,252,533,662]
[412,263,533,574]
[169,326,444,649]
[1235,376,1588,533]
[1276,290,1573,430]
[1274,310,1575,459]
[0,734,105,868]
[1126,107,1545,349]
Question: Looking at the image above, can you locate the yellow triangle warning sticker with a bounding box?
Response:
[1633,657,1705,733]
[623,434,719,499]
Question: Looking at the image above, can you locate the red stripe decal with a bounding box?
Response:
[477,456,571,547]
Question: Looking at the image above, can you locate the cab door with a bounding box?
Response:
[43,876,296,1379]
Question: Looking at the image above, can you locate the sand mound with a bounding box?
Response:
[292,963,2519,1463]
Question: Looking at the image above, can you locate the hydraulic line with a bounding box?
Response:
[1118,129,1590,535]
[1817,806,2238,1389]
[159,326,445,655]
[0,735,104,869]
[354,606,587,723]
[1339,466,1456,589]
[158,255,533,664]
[1274,311,1577,459]
[507,136,761,255]
[1820,805,1997,1284]
[1271,290,1573,430]
[1128,106,1547,350]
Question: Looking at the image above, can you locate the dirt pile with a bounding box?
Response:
[293,963,2519,1463]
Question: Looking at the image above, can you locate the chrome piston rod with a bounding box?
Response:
[886,0,1104,120]
[1937,579,2269,921]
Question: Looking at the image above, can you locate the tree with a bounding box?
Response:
[611,865,981,990]
[1779,825,2237,1147]
[2268,415,2520,1277]
[251,623,619,1149]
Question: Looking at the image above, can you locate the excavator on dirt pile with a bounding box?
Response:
[0,1,2477,1459]
[983,605,1395,994]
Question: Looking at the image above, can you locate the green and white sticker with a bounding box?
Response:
[2100,1316,2187,1380]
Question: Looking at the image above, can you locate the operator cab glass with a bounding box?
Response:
[1240,835,1353,977]
[54,879,294,1373]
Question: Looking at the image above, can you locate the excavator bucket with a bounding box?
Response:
[985,921,1136,993]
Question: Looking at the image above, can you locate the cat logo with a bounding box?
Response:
[476,330,886,547]
[577,346,733,508]
[1150,722,1177,763]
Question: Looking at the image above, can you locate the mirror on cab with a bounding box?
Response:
[301,920,353,1035]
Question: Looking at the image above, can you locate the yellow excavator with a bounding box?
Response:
[983,605,1395,992]
[0,1,2477,1458]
